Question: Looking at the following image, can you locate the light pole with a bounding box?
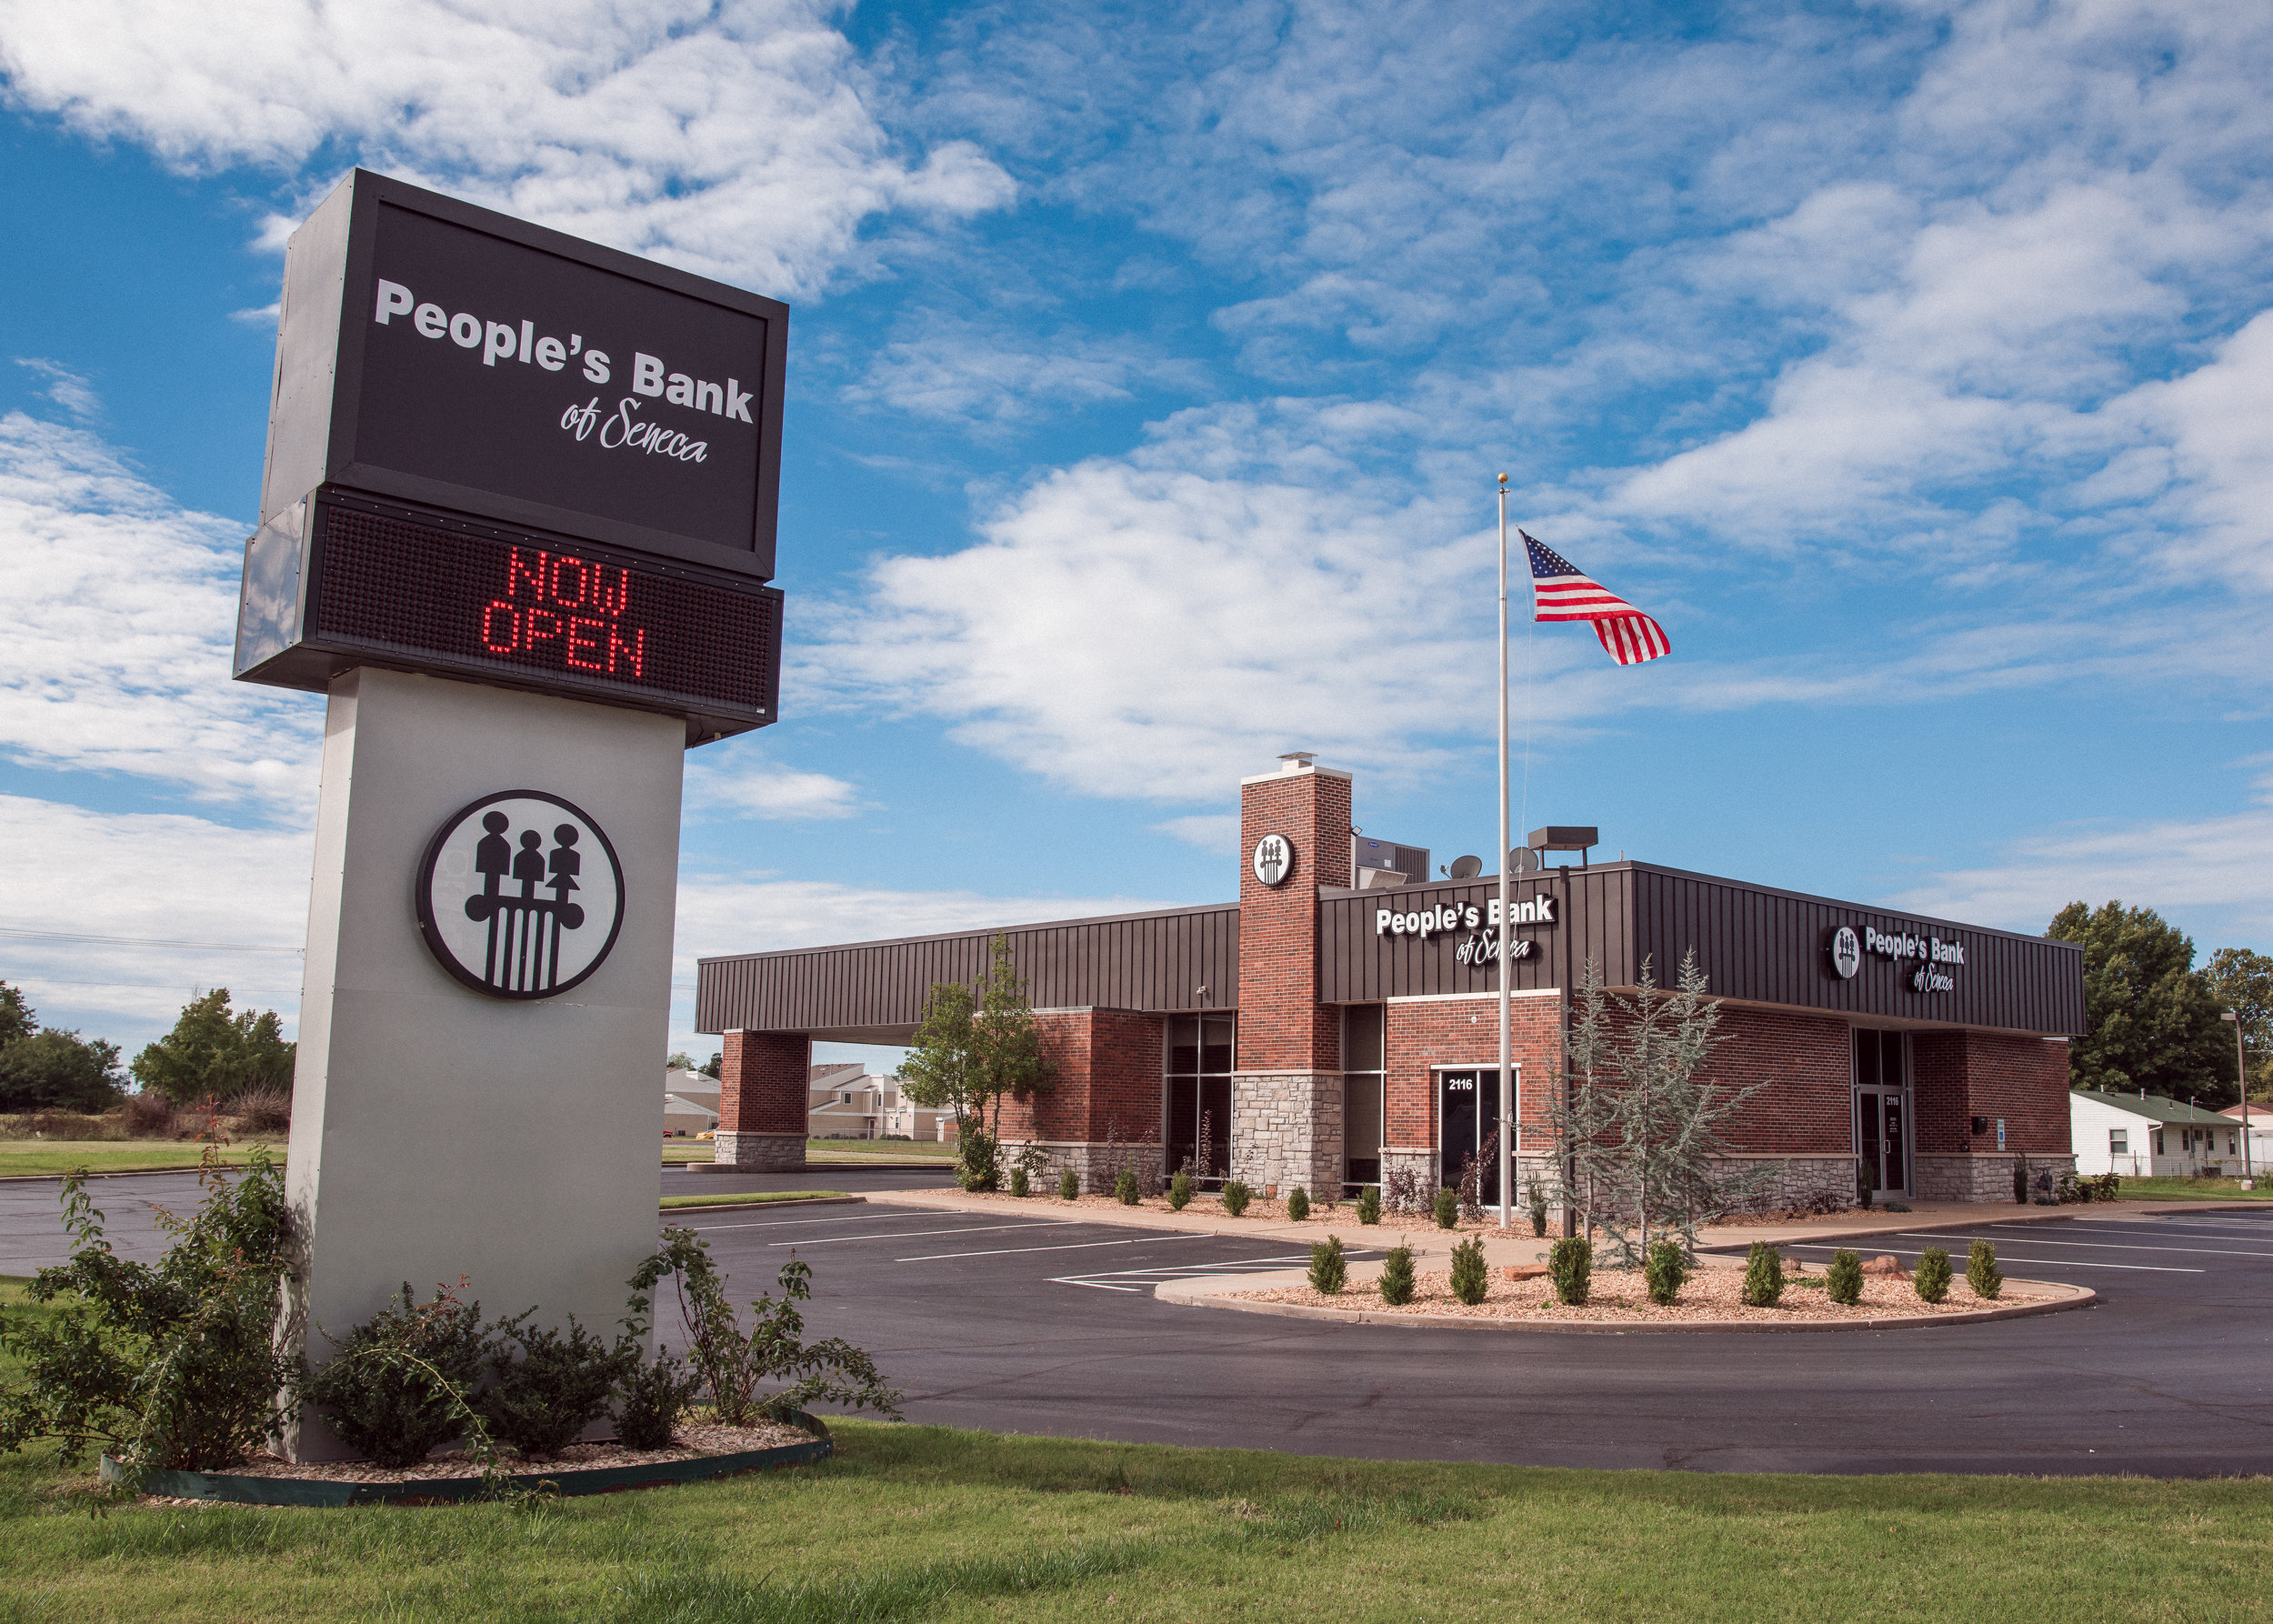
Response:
[1496,474,1515,1233]
[2224,1010,2251,1181]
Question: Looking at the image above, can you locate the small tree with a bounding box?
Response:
[1825,1248,1864,1306]
[1643,1238,1687,1305]
[1741,1241,1784,1308]
[1448,1238,1489,1305]
[1914,1247,1953,1304]
[1356,1185,1381,1225]
[1547,1237,1591,1306]
[1286,1187,1310,1222]
[899,937,1054,1191]
[131,988,294,1107]
[1545,954,1769,1268]
[1967,1240,2002,1300]
[1307,1237,1347,1295]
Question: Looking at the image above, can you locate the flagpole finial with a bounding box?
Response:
[1497,472,1507,485]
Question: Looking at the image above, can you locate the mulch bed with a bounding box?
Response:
[176,1419,816,1487]
[1235,1263,2045,1323]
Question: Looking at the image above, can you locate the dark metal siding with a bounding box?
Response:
[1627,867,2084,1035]
[696,905,1238,1037]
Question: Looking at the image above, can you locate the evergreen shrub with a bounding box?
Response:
[1547,1237,1592,1306]
[1643,1237,1687,1306]
[1114,1168,1139,1206]
[1967,1239,2002,1300]
[1008,1168,1028,1198]
[1825,1248,1864,1306]
[1378,1246,1416,1306]
[308,1282,492,1468]
[615,1348,705,1450]
[1307,1235,1347,1295]
[1913,1247,1953,1304]
[485,1313,633,1459]
[1448,1237,1489,1305]
[1167,1171,1192,1211]
[1057,1169,1079,1200]
[1524,1176,1549,1238]
[1287,1187,1310,1222]
[1356,1185,1381,1225]
[1221,1180,1251,1217]
[1740,1241,1785,1308]
[1433,1185,1458,1229]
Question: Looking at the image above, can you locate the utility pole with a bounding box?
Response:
[2225,1010,2251,1181]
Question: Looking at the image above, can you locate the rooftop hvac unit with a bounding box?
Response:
[1351,835,1428,888]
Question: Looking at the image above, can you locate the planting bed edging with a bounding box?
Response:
[657,1194,865,1213]
[1157,1275,2096,1333]
[100,1416,833,1506]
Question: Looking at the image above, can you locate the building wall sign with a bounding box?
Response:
[1253,834,1294,887]
[415,790,626,999]
[1827,926,1862,979]
[1376,896,1554,966]
[1865,924,1965,993]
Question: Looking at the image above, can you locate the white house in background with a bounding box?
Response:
[806,1063,950,1140]
[2070,1088,2268,1177]
[662,1065,720,1138]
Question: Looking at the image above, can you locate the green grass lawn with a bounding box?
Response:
[661,1138,959,1165]
[0,1139,285,1178]
[2,1265,2269,1624]
[2117,1175,2273,1202]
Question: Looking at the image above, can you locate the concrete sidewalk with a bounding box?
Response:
[865,1185,2266,1273]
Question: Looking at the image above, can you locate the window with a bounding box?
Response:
[1163,1014,1235,1181]
[841,1090,855,1103]
[1342,1005,1387,1188]
[2154,1130,2166,1156]
[2108,1129,2128,1156]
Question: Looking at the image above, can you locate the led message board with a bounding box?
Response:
[235,489,782,742]
[258,170,786,580]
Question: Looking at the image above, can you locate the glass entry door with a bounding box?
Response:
[1853,1028,1911,1199]
[1437,1068,1501,1205]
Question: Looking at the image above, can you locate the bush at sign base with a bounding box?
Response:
[1642,1237,1687,1306]
[1547,1236,1591,1306]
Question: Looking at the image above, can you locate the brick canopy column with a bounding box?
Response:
[1230,756,1352,1195]
[713,1029,807,1171]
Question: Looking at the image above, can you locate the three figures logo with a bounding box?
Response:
[1827,925,1862,980]
[416,791,625,999]
[1251,833,1293,887]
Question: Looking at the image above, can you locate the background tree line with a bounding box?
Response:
[2049,903,2268,1108]
[0,983,293,1115]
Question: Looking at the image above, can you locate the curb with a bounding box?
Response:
[0,1163,274,1186]
[1156,1273,2097,1334]
[658,1195,866,1215]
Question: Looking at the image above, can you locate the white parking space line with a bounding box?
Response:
[2061,1218,2273,1238]
[1942,1231,2273,1259]
[685,1209,991,1233]
[772,1220,1076,1247]
[1781,1240,2203,1273]
[899,1232,1216,1263]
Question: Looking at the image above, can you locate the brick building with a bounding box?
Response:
[697,757,2085,1208]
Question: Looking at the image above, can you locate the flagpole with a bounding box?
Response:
[1497,473,1513,1233]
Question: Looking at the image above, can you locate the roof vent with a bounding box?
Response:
[1278,751,1316,772]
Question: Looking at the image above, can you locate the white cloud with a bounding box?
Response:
[1150,813,1238,853]
[1886,768,2273,948]
[846,316,1205,428]
[0,0,1014,299]
[686,754,863,820]
[0,795,311,1040]
[13,357,99,420]
[0,413,321,802]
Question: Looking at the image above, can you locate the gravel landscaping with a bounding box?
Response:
[1233,1263,2051,1323]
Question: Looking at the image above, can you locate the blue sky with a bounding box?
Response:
[1,0,2268,1072]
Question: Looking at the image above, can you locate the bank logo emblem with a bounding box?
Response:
[1827,925,1862,980]
[416,790,626,999]
[1251,833,1294,887]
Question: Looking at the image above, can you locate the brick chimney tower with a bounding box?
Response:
[1232,752,1351,1196]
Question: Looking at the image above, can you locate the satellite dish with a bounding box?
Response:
[1508,847,1543,875]
[1447,855,1484,880]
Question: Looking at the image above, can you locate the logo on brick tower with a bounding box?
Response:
[416,790,626,999]
[1251,833,1294,887]
[1827,925,1861,980]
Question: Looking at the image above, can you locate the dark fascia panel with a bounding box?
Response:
[695,900,1237,967]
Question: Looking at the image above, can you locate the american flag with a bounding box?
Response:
[1522,532,1670,666]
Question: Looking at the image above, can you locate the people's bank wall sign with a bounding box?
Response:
[233,168,786,746]
[1827,923,1964,994]
[416,793,626,998]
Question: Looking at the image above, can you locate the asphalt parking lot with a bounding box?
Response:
[8,1171,2271,1475]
